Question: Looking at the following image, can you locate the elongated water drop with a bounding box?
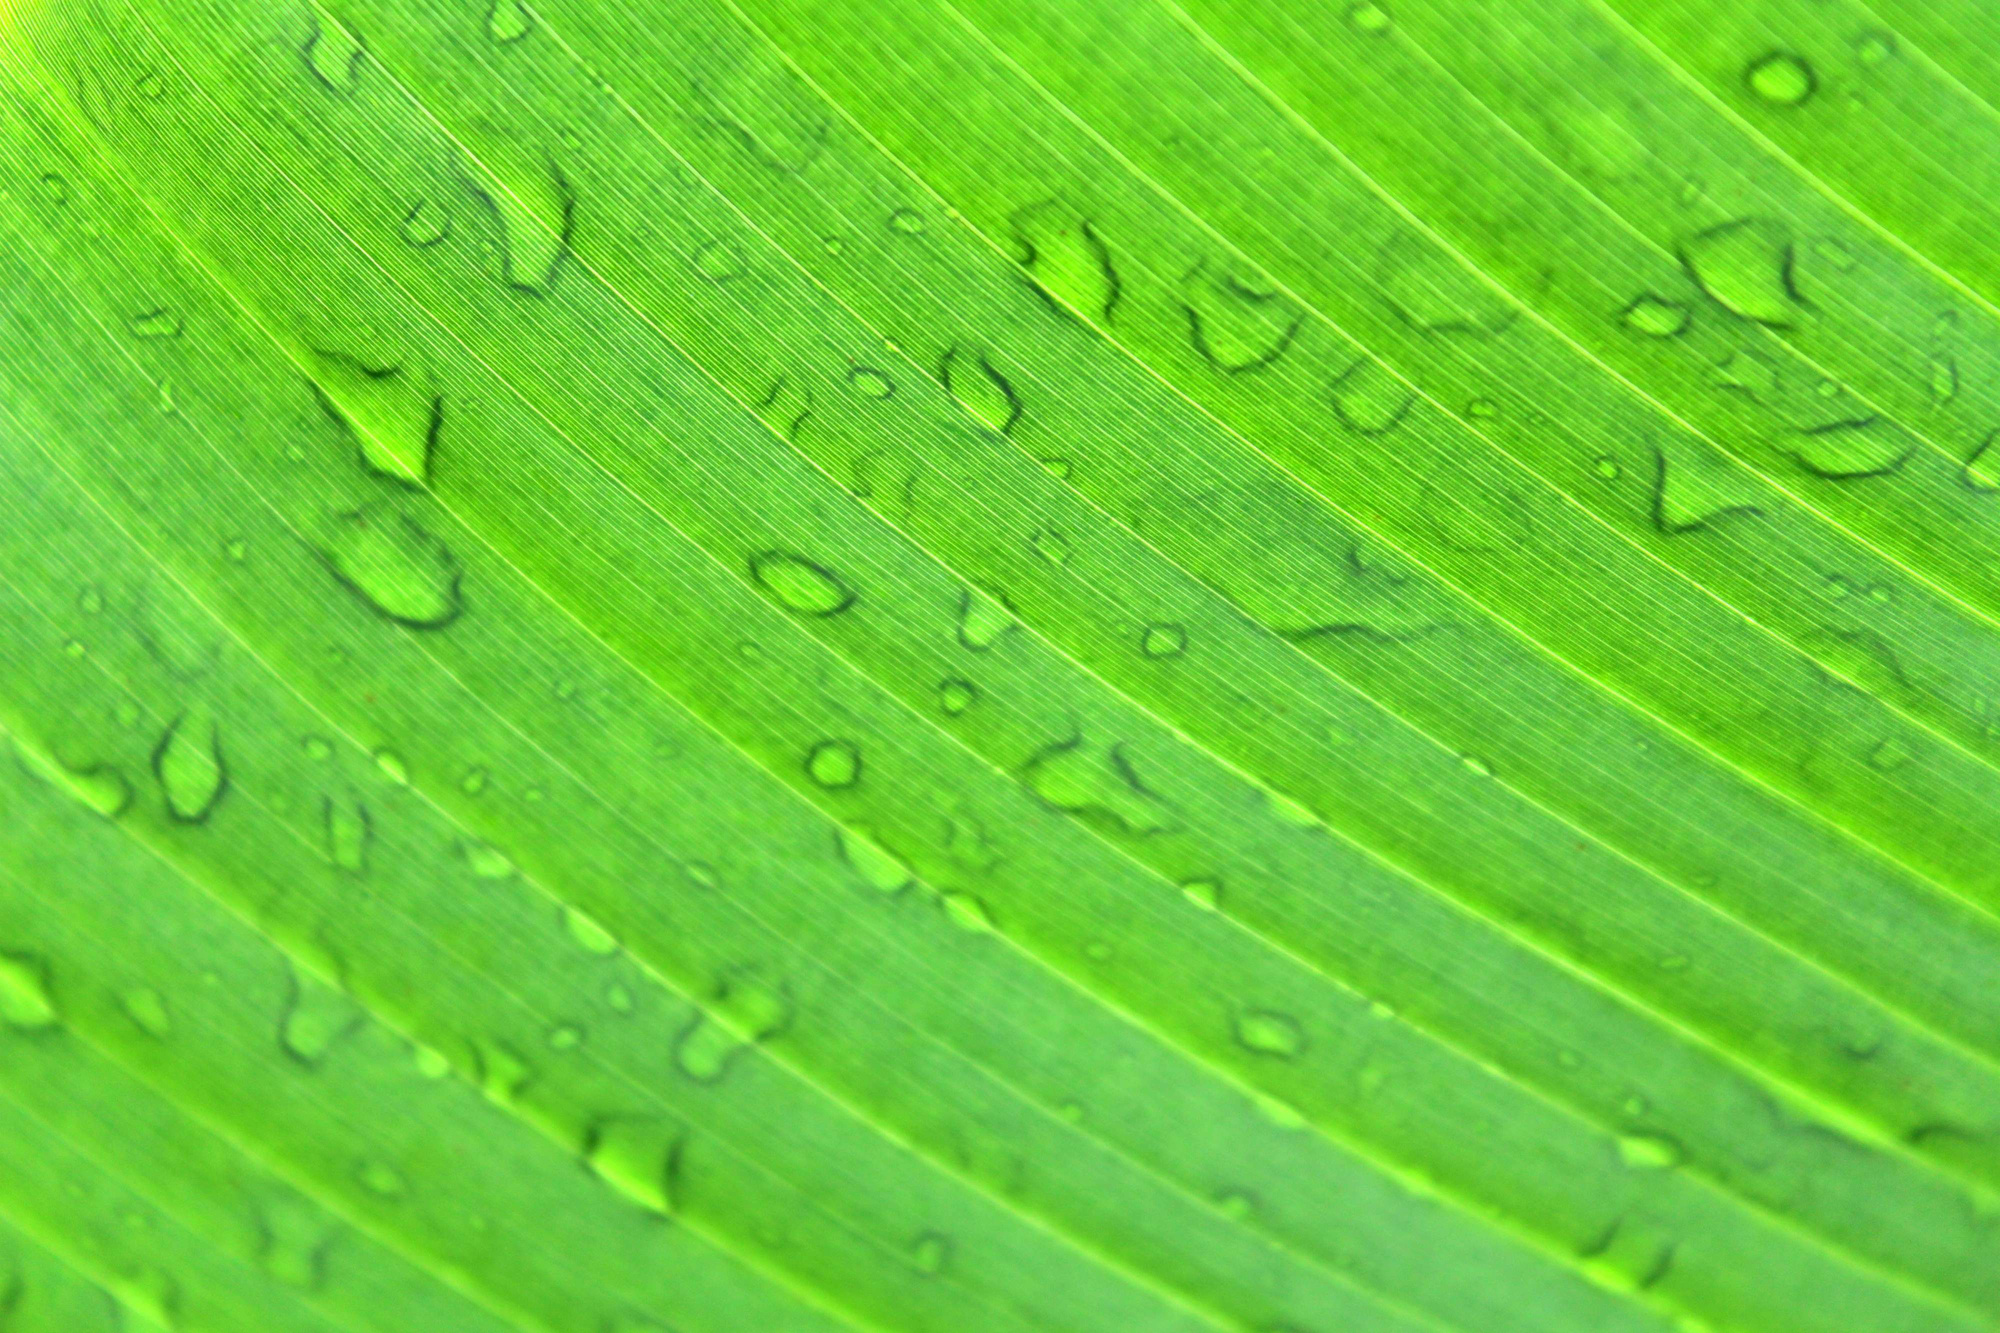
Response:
[0,953,57,1031]
[322,501,463,628]
[750,551,854,616]
[153,712,225,823]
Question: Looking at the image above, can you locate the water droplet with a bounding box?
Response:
[460,766,489,795]
[674,973,790,1082]
[1346,1,1390,32]
[606,984,634,1014]
[305,4,364,93]
[356,1161,406,1196]
[1214,1189,1254,1220]
[309,349,441,486]
[77,585,104,615]
[1680,220,1802,326]
[1009,199,1121,321]
[1140,623,1187,659]
[1461,754,1494,778]
[257,1195,333,1290]
[488,0,532,42]
[1745,52,1816,106]
[941,891,997,934]
[692,238,745,282]
[322,501,463,627]
[1621,295,1689,338]
[322,795,370,872]
[374,748,409,784]
[462,839,516,879]
[468,156,572,294]
[38,172,69,204]
[154,713,225,823]
[11,735,130,817]
[1182,878,1222,911]
[564,906,619,956]
[956,587,1015,650]
[1267,789,1318,828]
[910,1232,951,1275]
[845,365,895,399]
[473,1038,532,1105]
[1791,417,1911,479]
[302,736,333,761]
[548,1024,583,1051]
[280,970,361,1066]
[938,677,977,715]
[1868,737,1913,772]
[121,987,172,1038]
[1023,734,1171,834]
[1931,355,1958,405]
[1962,429,2000,491]
[585,1119,682,1216]
[1651,446,1766,535]
[750,550,855,616]
[1711,348,1778,397]
[1031,527,1072,565]
[837,825,910,892]
[1593,455,1621,480]
[128,307,183,339]
[0,953,58,1030]
[1466,397,1498,420]
[1180,264,1302,373]
[1234,1009,1304,1058]
[940,346,1022,434]
[1377,232,1515,335]
[805,739,861,789]
[413,1045,451,1078]
[821,234,845,255]
[1856,32,1895,66]
[1330,355,1414,434]
[887,207,926,235]
[1616,1134,1683,1171]
[1252,1092,1308,1130]
[399,198,450,247]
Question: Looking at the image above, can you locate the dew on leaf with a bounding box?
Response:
[309,348,441,486]
[322,501,463,628]
[1593,455,1621,480]
[1466,397,1498,420]
[468,157,572,294]
[323,794,370,872]
[461,766,489,795]
[750,550,855,616]
[399,199,450,248]
[692,239,745,282]
[938,677,977,715]
[1650,447,1765,535]
[1031,527,1072,565]
[1745,52,1815,106]
[1867,737,1913,772]
[941,346,1022,433]
[1215,1189,1254,1220]
[585,1118,681,1216]
[910,1232,951,1275]
[548,1024,583,1051]
[1140,623,1188,659]
[1376,232,1516,335]
[1616,1134,1684,1171]
[674,973,790,1083]
[1961,429,2000,491]
[1930,355,1958,405]
[1856,32,1895,66]
[11,732,131,816]
[941,891,997,934]
[956,587,1015,650]
[38,172,69,204]
[356,1161,407,1197]
[846,366,895,399]
[1346,1,1390,32]
[488,0,533,42]
[563,906,620,956]
[1710,349,1778,398]
[1009,199,1120,321]
[806,739,861,789]
[1235,1009,1304,1058]
[128,307,183,340]
[887,207,926,235]
[474,1038,533,1105]
[374,748,409,784]
[1791,418,1911,480]
[153,712,226,823]
[1023,735,1171,835]
[1680,219,1801,326]
[1180,264,1302,374]
[1330,356,1414,434]
[1182,878,1222,912]
[257,1195,333,1290]
[413,1045,451,1079]
[837,825,910,893]
[0,953,58,1031]
[1621,295,1688,338]
[462,839,516,880]
[1461,754,1495,778]
[120,987,172,1038]
[280,969,362,1067]
[304,5,364,94]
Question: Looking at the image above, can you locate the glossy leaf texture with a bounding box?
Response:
[3,0,1999,1329]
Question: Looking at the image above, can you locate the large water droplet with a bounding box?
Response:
[0,953,58,1030]
[1680,220,1802,326]
[153,712,226,823]
[674,973,790,1083]
[585,1118,681,1216]
[750,550,855,616]
[468,157,572,294]
[305,4,364,94]
[1022,735,1172,835]
[309,349,440,487]
[805,739,861,789]
[941,346,1022,434]
[1650,447,1766,535]
[837,825,910,893]
[1009,199,1120,321]
[1180,265,1302,374]
[1790,418,1911,480]
[1234,1009,1304,1058]
[322,501,463,628]
[11,734,130,818]
[956,587,1015,650]
[1745,52,1815,107]
[1330,356,1414,434]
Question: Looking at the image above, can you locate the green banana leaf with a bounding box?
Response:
[2,0,1998,1327]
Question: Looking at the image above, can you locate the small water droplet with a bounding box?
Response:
[121,986,172,1038]
[563,906,619,955]
[1466,397,1498,420]
[1593,455,1622,480]
[487,0,532,42]
[837,825,911,892]
[1856,32,1895,66]
[1461,754,1494,778]
[280,970,361,1066]
[548,1024,583,1051]
[134,69,166,100]
[1621,295,1689,337]
[356,1161,406,1196]
[1182,878,1222,911]
[322,794,370,872]
[128,307,183,339]
[1745,52,1816,106]
[941,891,997,934]
[1234,1009,1303,1058]
[413,1045,451,1078]
[1214,1189,1254,1220]
[0,953,58,1030]
[910,1232,951,1274]
[462,839,516,879]
[822,235,845,255]
[805,739,861,789]
[938,677,977,715]
[1931,355,1958,405]
[1031,527,1072,565]
[606,984,634,1014]
[692,238,745,282]
[1711,348,1779,397]
[1140,623,1187,659]
[1009,199,1121,321]
[846,366,895,398]
[1346,1,1390,32]
[887,207,926,235]
[750,550,855,616]
[12,735,130,817]
[1867,737,1913,772]
[38,172,69,204]
[1616,1134,1683,1171]
[957,587,1015,650]
[399,199,450,247]
[154,713,226,823]
[460,766,489,794]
